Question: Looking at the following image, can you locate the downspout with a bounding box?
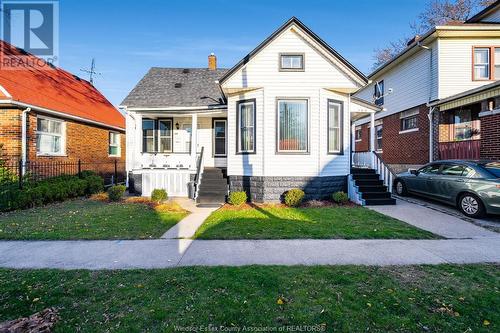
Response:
[418,41,435,163]
[21,107,32,173]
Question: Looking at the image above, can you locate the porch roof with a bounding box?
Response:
[121,67,228,109]
[428,81,500,111]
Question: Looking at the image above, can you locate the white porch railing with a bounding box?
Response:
[193,147,205,199]
[351,151,372,169]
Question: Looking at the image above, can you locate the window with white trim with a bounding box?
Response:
[158,119,173,153]
[36,117,65,155]
[327,99,343,154]
[355,127,362,141]
[277,99,308,152]
[237,100,256,153]
[108,132,121,157]
[142,119,155,153]
[474,48,490,80]
[400,109,419,131]
[280,54,304,70]
[375,123,383,151]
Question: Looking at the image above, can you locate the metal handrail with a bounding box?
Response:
[193,146,204,199]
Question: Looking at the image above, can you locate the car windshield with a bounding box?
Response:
[482,162,500,178]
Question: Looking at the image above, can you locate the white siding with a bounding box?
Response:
[223,25,358,177]
[439,38,500,98]
[355,41,438,122]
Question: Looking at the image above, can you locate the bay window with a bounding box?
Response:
[327,99,343,154]
[108,132,120,157]
[36,117,65,155]
[237,99,256,153]
[277,99,308,153]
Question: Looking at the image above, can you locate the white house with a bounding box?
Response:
[121,17,390,205]
[354,1,500,172]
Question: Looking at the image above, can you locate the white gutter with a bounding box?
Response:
[0,100,125,131]
[21,107,31,171]
[125,105,227,112]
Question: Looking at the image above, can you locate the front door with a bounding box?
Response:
[213,119,227,157]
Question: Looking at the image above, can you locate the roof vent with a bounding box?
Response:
[182,68,190,74]
[174,83,182,88]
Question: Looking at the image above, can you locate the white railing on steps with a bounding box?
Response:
[351,151,397,194]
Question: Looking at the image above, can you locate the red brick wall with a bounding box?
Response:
[480,113,500,160]
[0,108,22,161]
[354,125,369,152]
[354,105,430,165]
[0,106,125,164]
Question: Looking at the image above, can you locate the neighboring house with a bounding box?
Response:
[122,17,385,204]
[0,40,125,169]
[354,1,500,172]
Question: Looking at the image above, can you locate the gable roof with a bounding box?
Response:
[218,17,368,85]
[0,40,124,130]
[466,0,500,23]
[121,67,228,109]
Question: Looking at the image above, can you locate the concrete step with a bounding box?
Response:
[357,185,388,193]
[352,174,381,180]
[355,179,383,186]
[351,168,376,174]
[360,191,392,199]
[364,198,396,205]
[200,179,228,186]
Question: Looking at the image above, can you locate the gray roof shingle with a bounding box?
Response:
[121,67,228,108]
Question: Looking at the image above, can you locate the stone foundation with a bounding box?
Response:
[229,175,347,203]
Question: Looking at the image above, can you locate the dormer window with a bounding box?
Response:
[280,53,304,71]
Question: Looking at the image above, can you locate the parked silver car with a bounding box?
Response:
[394,160,500,218]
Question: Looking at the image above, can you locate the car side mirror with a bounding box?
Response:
[409,169,418,176]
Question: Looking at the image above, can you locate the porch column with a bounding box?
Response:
[191,113,198,169]
[351,123,356,153]
[369,112,375,168]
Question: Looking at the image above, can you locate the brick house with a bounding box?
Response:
[0,41,125,170]
[354,1,500,172]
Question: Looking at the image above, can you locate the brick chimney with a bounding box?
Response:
[208,53,217,70]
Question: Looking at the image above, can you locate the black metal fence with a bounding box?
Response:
[0,159,126,189]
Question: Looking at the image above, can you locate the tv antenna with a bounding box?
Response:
[80,58,101,84]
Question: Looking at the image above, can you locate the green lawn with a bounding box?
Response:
[0,199,188,240]
[0,265,498,332]
[195,205,438,239]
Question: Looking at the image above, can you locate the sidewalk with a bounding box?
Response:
[0,199,499,270]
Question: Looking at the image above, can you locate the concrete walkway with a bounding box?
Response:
[368,199,499,239]
[161,199,218,239]
[0,199,499,269]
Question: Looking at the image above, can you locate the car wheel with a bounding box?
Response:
[458,193,485,218]
[394,179,408,196]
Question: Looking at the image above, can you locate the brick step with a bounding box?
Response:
[364,198,396,205]
[360,191,392,199]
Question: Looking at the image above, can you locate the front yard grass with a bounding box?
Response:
[0,199,188,240]
[0,264,498,332]
[194,204,438,239]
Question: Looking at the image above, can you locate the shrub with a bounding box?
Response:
[151,189,168,203]
[284,188,305,207]
[0,173,106,212]
[108,185,126,202]
[228,191,247,206]
[332,191,349,204]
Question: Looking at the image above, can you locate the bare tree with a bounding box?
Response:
[372,0,496,70]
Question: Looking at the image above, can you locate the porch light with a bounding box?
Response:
[175,122,180,130]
